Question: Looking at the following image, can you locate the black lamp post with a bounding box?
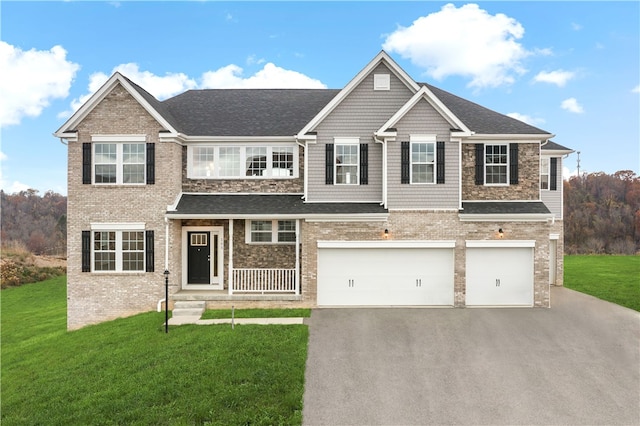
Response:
[164,269,170,333]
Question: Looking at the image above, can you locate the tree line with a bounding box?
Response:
[1,190,67,256]
[564,170,639,254]
[0,171,638,257]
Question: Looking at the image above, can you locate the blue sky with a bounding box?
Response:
[1,1,638,195]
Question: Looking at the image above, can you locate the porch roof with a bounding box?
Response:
[166,194,389,219]
[461,201,551,215]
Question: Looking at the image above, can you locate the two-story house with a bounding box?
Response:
[55,51,573,330]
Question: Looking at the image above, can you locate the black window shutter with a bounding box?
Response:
[436,141,445,184]
[509,143,519,184]
[474,144,484,185]
[146,143,155,185]
[82,143,92,184]
[401,141,410,184]
[550,157,558,191]
[81,231,91,272]
[359,143,368,185]
[145,230,154,272]
[325,144,334,184]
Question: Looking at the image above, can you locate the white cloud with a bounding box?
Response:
[59,63,198,119]
[0,41,79,127]
[0,151,7,162]
[561,97,584,113]
[382,3,530,88]
[506,112,545,126]
[59,61,326,118]
[200,62,326,89]
[246,55,266,66]
[533,69,575,87]
[563,166,579,180]
[632,85,640,94]
[571,22,582,31]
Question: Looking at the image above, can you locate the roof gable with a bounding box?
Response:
[376,86,471,137]
[297,51,420,139]
[54,72,178,137]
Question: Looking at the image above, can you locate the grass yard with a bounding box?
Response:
[564,255,640,311]
[1,277,308,425]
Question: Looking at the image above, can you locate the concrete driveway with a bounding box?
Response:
[303,287,640,425]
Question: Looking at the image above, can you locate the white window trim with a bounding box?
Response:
[92,142,146,186]
[334,137,360,185]
[410,135,437,185]
[484,143,509,186]
[245,219,297,245]
[373,73,390,91]
[540,156,550,191]
[89,223,146,273]
[187,143,299,179]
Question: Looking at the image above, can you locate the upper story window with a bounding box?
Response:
[335,142,359,185]
[94,143,146,184]
[540,157,550,190]
[410,135,437,184]
[84,135,153,186]
[187,144,297,179]
[474,143,518,186]
[246,220,296,244]
[485,144,508,185]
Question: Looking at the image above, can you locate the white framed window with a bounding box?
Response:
[91,224,145,272]
[540,157,550,190]
[485,144,508,185]
[410,135,437,184]
[93,142,146,185]
[187,144,298,179]
[374,73,390,91]
[335,138,359,185]
[246,220,297,244]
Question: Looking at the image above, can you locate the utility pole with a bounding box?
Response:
[576,151,581,176]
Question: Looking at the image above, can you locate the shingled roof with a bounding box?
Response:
[161,89,340,136]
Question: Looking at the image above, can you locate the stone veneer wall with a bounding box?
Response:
[181,146,304,193]
[461,143,540,201]
[68,83,183,330]
[300,211,558,308]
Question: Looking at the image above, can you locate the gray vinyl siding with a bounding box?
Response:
[387,99,459,209]
[306,63,414,202]
[541,155,563,218]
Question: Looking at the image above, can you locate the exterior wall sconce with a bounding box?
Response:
[498,228,504,239]
[383,229,389,239]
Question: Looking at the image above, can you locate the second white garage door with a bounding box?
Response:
[466,243,534,306]
[317,244,454,306]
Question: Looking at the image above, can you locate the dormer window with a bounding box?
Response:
[374,74,390,91]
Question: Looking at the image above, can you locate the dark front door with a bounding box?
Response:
[188,232,210,284]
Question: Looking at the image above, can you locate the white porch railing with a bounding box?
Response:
[232,268,297,293]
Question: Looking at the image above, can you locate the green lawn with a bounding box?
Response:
[1,277,308,425]
[564,255,640,311]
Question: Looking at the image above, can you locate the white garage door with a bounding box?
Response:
[466,246,534,306]
[317,244,454,306]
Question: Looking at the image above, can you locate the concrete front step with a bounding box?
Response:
[171,301,206,322]
[173,308,205,317]
[174,301,206,310]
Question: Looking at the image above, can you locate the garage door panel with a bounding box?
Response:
[466,247,533,306]
[317,247,454,306]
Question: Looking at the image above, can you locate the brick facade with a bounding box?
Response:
[461,142,540,201]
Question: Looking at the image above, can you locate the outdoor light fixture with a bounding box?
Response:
[384,229,389,238]
[498,228,504,238]
[164,269,170,333]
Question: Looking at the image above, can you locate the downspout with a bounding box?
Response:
[373,135,387,209]
[158,217,170,311]
[296,139,308,201]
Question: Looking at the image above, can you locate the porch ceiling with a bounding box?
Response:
[166,194,388,219]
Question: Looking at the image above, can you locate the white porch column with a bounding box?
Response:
[295,219,300,295]
[228,219,234,295]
